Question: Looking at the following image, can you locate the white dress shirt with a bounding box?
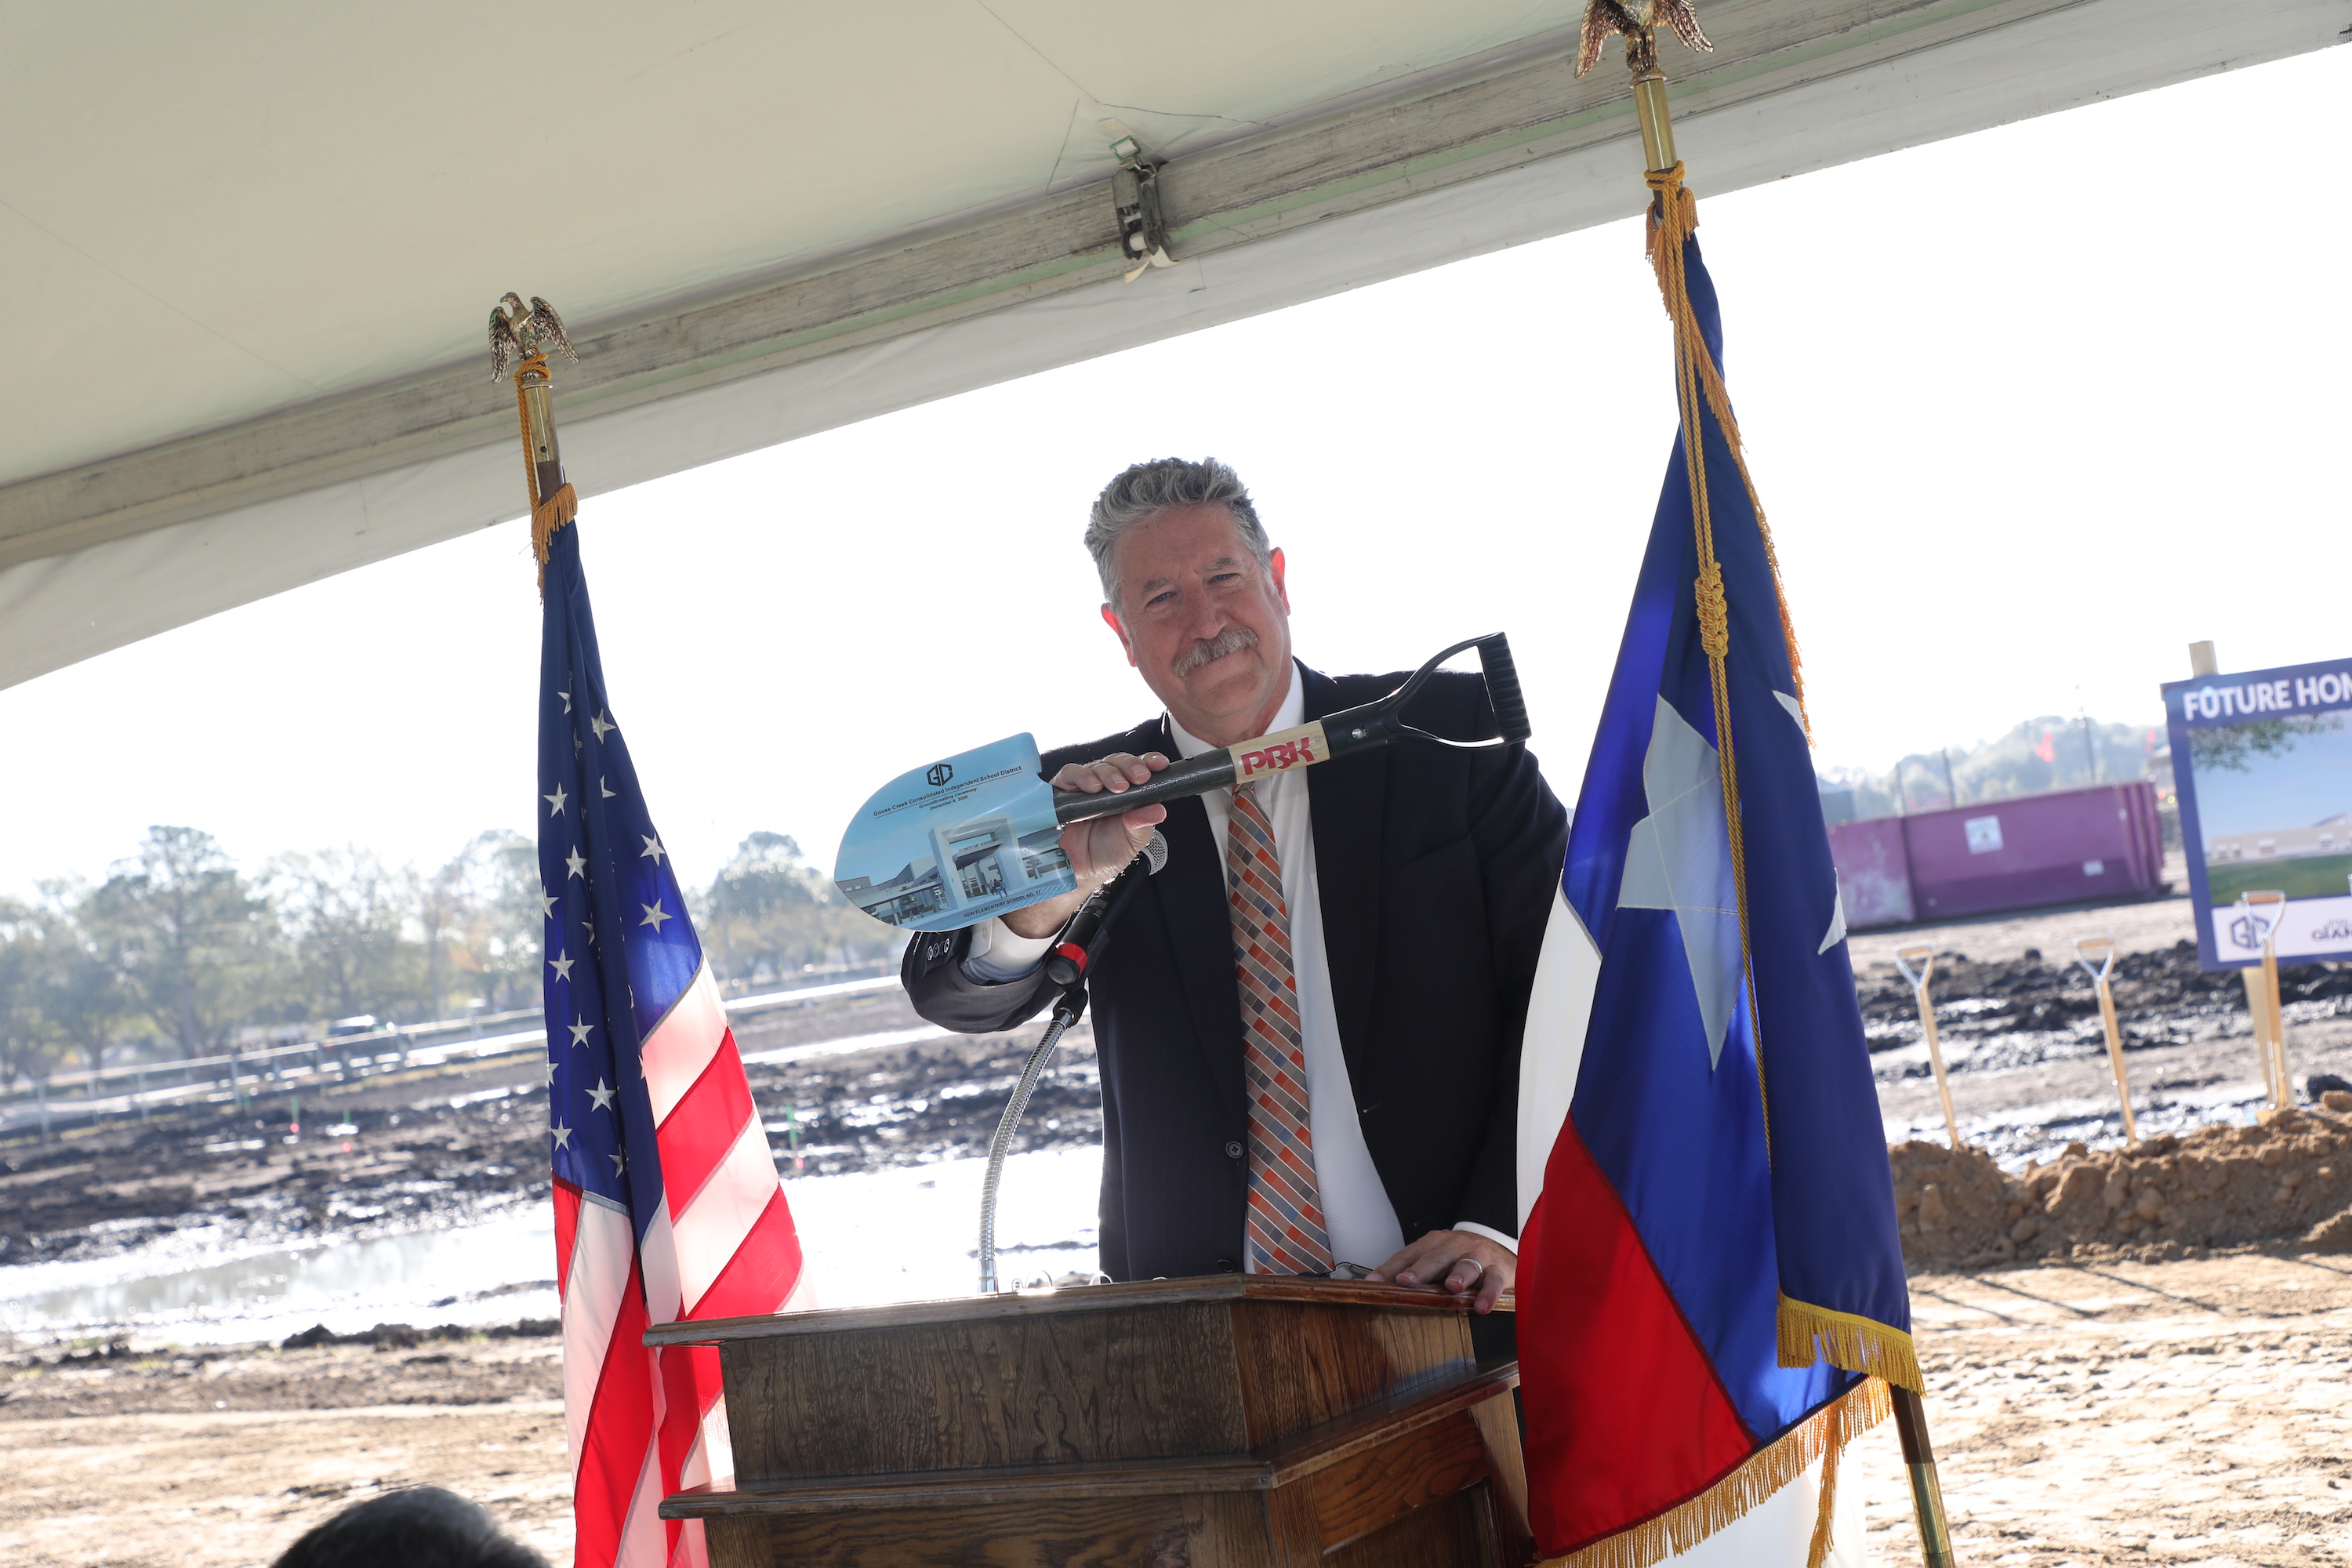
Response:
[963,664,1515,1265]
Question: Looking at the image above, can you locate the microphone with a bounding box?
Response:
[1044,829,1167,987]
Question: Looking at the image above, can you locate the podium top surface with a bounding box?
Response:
[642,1273,1512,1347]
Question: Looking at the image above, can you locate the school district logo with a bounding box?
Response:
[926,763,954,787]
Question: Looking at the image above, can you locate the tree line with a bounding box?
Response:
[1818,715,2170,822]
[0,826,896,1084]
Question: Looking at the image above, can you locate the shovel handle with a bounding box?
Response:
[1476,633,1532,746]
[1051,633,1531,826]
[1054,747,1240,824]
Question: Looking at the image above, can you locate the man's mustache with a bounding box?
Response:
[1171,626,1259,679]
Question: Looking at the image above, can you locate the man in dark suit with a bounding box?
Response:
[902,458,1566,1316]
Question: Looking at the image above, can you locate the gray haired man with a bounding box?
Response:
[903,458,1567,1319]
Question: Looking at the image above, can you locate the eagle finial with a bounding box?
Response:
[1577,0,1712,78]
[527,297,579,366]
[488,292,579,380]
[488,294,525,382]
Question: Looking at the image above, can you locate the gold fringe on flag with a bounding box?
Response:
[1539,1377,1893,1568]
[530,481,579,585]
[1780,1292,1924,1392]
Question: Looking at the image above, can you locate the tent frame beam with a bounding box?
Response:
[2,0,2136,575]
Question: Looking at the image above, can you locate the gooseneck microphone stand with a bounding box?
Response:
[977,981,1088,1294]
[978,833,1165,1294]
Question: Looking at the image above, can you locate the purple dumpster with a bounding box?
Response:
[1826,782,2165,929]
[1826,816,1914,927]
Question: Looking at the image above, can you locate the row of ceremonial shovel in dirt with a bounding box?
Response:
[1893,889,2299,1152]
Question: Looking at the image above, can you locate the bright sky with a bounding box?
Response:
[4,49,2347,902]
[2192,720,2352,839]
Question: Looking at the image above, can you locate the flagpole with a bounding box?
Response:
[1632,68,1676,172]
[487,292,582,587]
[1891,1385,1959,1568]
[1615,22,1962,1567]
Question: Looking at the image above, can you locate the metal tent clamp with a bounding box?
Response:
[1106,123,1174,283]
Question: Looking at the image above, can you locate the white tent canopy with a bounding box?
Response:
[2,0,2338,691]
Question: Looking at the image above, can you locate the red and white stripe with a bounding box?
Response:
[558,962,813,1568]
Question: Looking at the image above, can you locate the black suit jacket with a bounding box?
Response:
[902,662,1567,1283]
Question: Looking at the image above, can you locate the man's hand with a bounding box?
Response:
[1367,1229,1515,1313]
[1000,752,1171,938]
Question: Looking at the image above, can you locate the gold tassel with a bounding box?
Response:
[1779,1293,1923,1392]
[1804,1381,1860,1568]
[531,481,579,594]
[1539,1378,1892,1568]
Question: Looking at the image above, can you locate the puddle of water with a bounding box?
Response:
[0,1206,554,1348]
[0,1146,1102,1346]
[786,1145,1102,1310]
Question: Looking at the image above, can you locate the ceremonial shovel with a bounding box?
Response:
[1893,946,1962,1149]
[834,633,1531,931]
[2072,937,2138,1143]
[2237,891,2292,1110]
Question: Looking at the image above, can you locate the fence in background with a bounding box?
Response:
[1,971,900,1140]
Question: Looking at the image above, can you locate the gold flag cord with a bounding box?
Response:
[1539,1377,1893,1568]
[1646,159,1773,1156]
[1645,164,1924,1393]
[1643,165,1809,734]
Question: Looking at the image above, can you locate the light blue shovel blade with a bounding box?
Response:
[834,733,1075,931]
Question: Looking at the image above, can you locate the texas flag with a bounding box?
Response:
[1511,196,1915,1567]
[539,517,812,1568]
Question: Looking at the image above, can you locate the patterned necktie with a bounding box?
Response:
[1226,782,1335,1276]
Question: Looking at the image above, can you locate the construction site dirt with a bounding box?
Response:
[7,891,2352,1565]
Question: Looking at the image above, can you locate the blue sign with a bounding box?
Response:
[2162,656,2352,970]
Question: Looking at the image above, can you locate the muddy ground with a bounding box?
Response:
[8,891,2352,1564]
[0,987,1100,1273]
[11,1251,2352,1567]
[1853,907,2352,1167]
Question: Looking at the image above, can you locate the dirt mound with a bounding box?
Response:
[277,1319,557,1352]
[1893,1104,2352,1269]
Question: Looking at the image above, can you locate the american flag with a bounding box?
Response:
[538,520,810,1567]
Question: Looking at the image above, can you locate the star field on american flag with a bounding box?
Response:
[537,520,808,1568]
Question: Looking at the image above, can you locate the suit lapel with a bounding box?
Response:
[1303,665,1384,1081]
[1142,717,1248,1123]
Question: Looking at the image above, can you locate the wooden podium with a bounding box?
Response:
[647,1275,1531,1566]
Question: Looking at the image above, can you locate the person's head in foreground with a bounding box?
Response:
[273,1486,549,1568]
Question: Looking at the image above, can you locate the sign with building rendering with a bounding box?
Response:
[2164,656,2352,970]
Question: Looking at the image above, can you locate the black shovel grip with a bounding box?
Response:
[1477,633,1532,745]
[1053,746,1236,825]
